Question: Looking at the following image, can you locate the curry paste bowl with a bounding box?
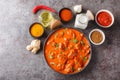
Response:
[44,27,92,75]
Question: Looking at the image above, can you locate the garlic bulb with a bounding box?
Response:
[73,5,82,13]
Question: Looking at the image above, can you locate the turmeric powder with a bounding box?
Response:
[30,23,44,38]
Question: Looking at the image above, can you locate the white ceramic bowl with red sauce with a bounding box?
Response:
[95,9,114,28]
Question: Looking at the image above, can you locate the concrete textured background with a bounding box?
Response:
[0,0,120,80]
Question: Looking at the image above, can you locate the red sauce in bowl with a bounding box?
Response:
[59,8,73,22]
[97,12,112,27]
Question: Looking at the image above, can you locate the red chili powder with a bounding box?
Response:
[60,9,72,22]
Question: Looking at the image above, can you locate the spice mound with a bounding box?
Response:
[91,31,103,43]
[59,8,73,22]
[30,23,44,38]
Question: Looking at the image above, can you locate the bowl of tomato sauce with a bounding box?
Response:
[44,27,92,75]
[95,9,114,28]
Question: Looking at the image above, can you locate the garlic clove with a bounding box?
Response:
[86,10,94,20]
[73,5,82,13]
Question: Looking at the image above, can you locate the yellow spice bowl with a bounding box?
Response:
[29,22,44,38]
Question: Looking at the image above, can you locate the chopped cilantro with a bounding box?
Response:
[83,57,87,62]
[71,67,74,72]
[55,43,59,47]
[73,38,78,43]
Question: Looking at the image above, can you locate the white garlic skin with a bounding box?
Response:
[73,5,82,13]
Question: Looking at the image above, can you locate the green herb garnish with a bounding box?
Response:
[54,43,59,50]
[55,43,59,47]
[83,57,87,62]
[71,67,74,72]
[73,38,78,43]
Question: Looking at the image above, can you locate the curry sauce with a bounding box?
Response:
[44,28,91,74]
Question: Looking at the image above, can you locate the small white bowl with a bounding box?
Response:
[95,9,114,28]
[89,29,105,45]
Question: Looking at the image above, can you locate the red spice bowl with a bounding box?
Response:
[95,9,114,28]
[59,8,73,23]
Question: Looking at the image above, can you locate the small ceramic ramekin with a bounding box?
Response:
[59,8,73,23]
[89,29,105,45]
[95,9,114,28]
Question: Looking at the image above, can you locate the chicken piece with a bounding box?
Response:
[56,63,65,70]
[68,50,77,59]
[57,54,67,64]
[74,57,83,67]
[50,19,61,30]
[86,10,94,20]
[59,43,65,50]
[64,67,72,73]
[48,51,57,59]
[64,61,74,73]
[68,44,74,49]
[47,39,54,45]
[75,42,82,50]
[67,30,76,39]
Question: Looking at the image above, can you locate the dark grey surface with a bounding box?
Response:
[0,0,120,80]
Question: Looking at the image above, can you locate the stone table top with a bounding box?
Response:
[0,0,120,80]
